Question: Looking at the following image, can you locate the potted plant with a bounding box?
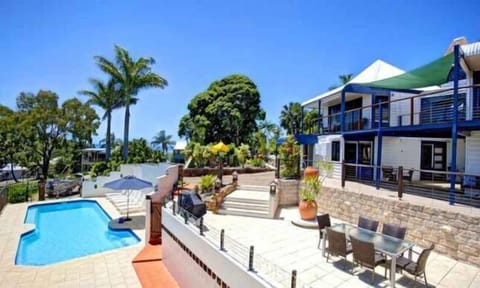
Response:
[299,172,320,220]
[299,161,333,220]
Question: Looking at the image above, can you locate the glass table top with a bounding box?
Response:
[328,223,414,256]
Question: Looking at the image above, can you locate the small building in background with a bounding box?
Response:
[81,148,106,172]
[173,141,187,163]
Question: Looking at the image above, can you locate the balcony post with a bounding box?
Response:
[301,106,304,134]
[375,103,383,190]
[340,89,346,133]
[449,44,460,205]
[317,100,322,134]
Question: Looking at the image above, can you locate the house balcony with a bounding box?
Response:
[301,89,480,137]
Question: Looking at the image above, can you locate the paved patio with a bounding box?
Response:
[0,198,144,288]
[199,206,480,287]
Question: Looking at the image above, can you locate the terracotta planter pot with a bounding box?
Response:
[304,166,319,179]
[298,199,317,220]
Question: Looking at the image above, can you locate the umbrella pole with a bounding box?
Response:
[126,189,130,221]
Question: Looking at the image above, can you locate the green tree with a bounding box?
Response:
[79,78,122,161]
[280,102,302,135]
[16,91,99,200]
[95,45,168,160]
[278,135,300,178]
[151,130,176,155]
[339,73,353,84]
[235,144,250,168]
[178,74,265,145]
[329,73,354,90]
[0,105,24,182]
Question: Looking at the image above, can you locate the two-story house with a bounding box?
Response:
[299,37,480,204]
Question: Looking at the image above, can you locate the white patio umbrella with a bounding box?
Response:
[103,175,152,221]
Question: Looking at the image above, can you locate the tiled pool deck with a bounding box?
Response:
[0,198,143,288]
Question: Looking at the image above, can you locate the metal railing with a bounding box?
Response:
[340,162,480,209]
[165,198,310,288]
[300,84,480,136]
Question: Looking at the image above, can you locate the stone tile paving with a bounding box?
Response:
[201,206,480,287]
[0,197,144,288]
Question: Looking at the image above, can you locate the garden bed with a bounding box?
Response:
[183,167,272,177]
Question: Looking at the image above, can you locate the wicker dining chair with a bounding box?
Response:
[317,213,331,248]
[326,227,352,270]
[358,216,379,232]
[350,235,386,283]
[387,244,435,287]
[382,223,407,240]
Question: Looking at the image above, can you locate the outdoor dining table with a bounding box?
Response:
[322,223,415,288]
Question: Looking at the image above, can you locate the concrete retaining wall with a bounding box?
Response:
[276,179,300,206]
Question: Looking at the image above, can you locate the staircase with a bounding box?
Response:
[217,185,272,218]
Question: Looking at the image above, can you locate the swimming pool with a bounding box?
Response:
[16,200,140,266]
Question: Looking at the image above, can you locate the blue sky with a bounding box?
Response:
[1,0,479,144]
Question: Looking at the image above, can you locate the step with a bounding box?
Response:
[237,185,270,192]
[224,196,269,205]
[222,201,269,212]
[217,207,270,219]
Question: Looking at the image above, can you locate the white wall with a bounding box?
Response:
[162,209,271,288]
[390,91,417,126]
[82,163,177,198]
[156,165,179,198]
[380,137,422,181]
[446,139,466,172]
[466,131,480,175]
[378,136,466,181]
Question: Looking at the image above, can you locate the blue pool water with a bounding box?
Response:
[16,200,140,266]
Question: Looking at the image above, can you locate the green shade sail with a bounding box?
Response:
[365,52,454,90]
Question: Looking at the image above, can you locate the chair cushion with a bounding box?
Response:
[404,262,419,274]
[374,254,386,265]
[395,256,411,269]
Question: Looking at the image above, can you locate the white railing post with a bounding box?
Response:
[145,197,151,242]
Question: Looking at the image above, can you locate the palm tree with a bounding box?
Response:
[151,130,175,155]
[280,102,302,135]
[258,120,277,140]
[304,109,319,134]
[79,78,121,161]
[95,45,168,160]
[328,73,354,90]
[339,73,353,84]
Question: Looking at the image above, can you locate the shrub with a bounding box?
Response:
[279,135,300,179]
[199,174,216,193]
[246,158,264,167]
[89,161,110,177]
[7,182,39,203]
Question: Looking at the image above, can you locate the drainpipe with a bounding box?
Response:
[449,45,460,205]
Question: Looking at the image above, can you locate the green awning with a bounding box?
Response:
[364,53,454,90]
